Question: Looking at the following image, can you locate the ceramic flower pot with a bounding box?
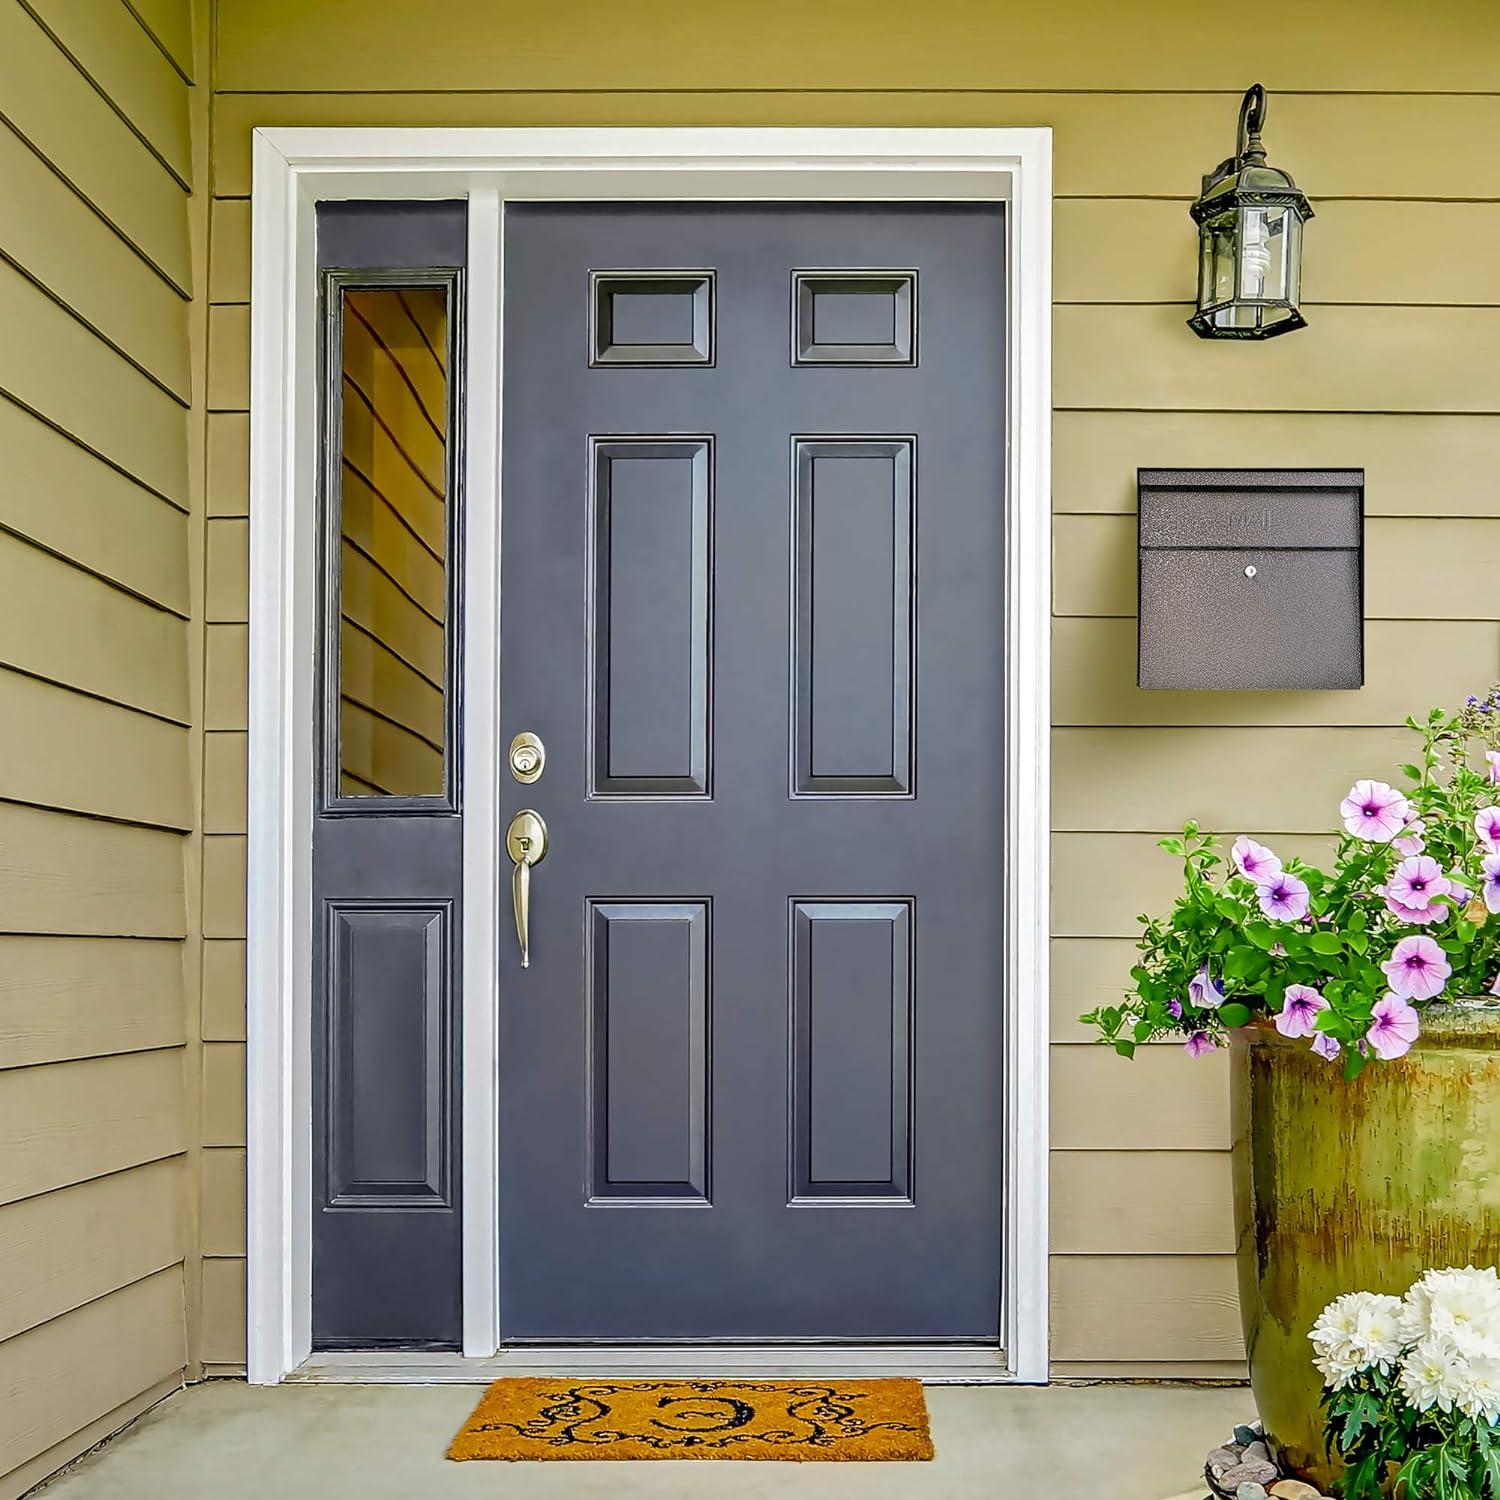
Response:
[1232,1001,1500,1488]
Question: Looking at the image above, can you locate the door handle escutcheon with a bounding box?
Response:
[505,810,548,968]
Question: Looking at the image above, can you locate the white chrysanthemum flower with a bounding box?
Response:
[1400,1334,1467,1413]
[1311,1291,1405,1389]
[1402,1267,1500,1354]
[1428,1268,1500,1359]
[1456,1354,1500,1423]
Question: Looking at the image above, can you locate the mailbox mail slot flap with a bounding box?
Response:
[1138,469,1363,551]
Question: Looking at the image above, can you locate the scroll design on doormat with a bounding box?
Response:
[447,1377,935,1461]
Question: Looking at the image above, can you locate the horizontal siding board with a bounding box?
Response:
[209,197,250,303]
[0,257,187,503]
[1052,1151,1235,1255]
[0,121,189,398]
[204,624,247,730]
[0,1158,182,1340]
[1053,833,1332,939]
[202,835,247,939]
[1055,410,1500,521]
[210,92,1500,201]
[0,668,191,828]
[0,936,184,1068]
[205,517,249,623]
[206,412,249,516]
[1053,618,1500,729]
[201,1147,245,1257]
[1056,304,1500,414]
[1051,1255,1243,1363]
[1053,938,1150,1045]
[1056,199,1500,308]
[199,1255,245,1366]
[0,0,189,291]
[0,1264,185,1480]
[1052,1043,1230,1151]
[0,1050,185,1205]
[201,940,246,1042]
[1053,411,1500,520]
[207,302,249,411]
[202,1042,245,1147]
[203,732,247,834]
[0,396,188,613]
[1054,726,1413,835]
[21,0,191,184]
[211,2,1500,94]
[0,535,189,721]
[0,804,185,939]
[124,0,193,79]
[1054,515,1500,621]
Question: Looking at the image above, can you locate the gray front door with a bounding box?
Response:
[498,204,1008,1342]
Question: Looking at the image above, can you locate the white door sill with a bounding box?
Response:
[289,1345,1015,1385]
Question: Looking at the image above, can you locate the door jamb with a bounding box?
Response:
[247,126,1052,1386]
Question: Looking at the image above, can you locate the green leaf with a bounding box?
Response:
[1224,946,1270,981]
[1217,1001,1252,1029]
[1402,762,1423,782]
[1344,1048,1370,1082]
[1114,1040,1136,1060]
[1347,932,1369,954]
[1244,921,1278,950]
[1157,837,1185,856]
[1308,930,1345,956]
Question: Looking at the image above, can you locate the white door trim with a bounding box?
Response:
[246,126,1052,1386]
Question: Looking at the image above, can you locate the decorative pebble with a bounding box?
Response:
[1243,1440,1272,1465]
[1233,1425,1261,1446]
[1221,1461,1280,1489]
[1207,1445,1243,1474]
[1235,1485,1269,1500]
[1268,1483,1325,1500]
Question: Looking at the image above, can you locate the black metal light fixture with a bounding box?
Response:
[1189,84,1313,339]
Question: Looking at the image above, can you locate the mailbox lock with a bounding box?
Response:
[1244,565,1258,579]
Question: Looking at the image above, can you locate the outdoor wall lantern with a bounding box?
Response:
[1189,84,1313,339]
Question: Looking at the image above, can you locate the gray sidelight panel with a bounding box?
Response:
[790,900,913,1204]
[589,439,714,798]
[793,438,914,796]
[326,901,452,1206]
[588,902,711,1204]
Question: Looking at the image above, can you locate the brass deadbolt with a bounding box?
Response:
[509,732,545,784]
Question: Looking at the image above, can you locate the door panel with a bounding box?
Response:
[311,201,466,1348]
[499,202,1006,1342]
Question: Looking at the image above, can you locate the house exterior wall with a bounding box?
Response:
[195,0,1500,1378]
[0,1,203,1493]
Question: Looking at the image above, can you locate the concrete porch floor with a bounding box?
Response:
[33,1380,1252,1499]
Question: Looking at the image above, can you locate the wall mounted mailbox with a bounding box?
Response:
[1138,468,1364,691]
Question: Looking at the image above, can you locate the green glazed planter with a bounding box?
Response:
[1232,1001,1500,1489]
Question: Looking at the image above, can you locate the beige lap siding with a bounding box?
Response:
[0,0,200,1493]
[196,0,1500,1377]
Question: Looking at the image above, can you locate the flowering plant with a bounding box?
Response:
[1084,693,1500,1079]
[1313,1268,1500,1498]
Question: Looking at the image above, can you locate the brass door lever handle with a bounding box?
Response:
[505,810,548,967]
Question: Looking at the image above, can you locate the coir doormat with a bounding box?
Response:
[447,1377,934,1461]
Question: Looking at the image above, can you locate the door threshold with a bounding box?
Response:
[289,1344,1015,1385]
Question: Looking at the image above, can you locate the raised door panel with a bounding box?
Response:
[587,902,710,1203]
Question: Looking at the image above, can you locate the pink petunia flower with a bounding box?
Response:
[1340,780,1411,843]
[1231,836,1283,886]
[1393,819,1426,857]
[1480,855,1500,915]
[1380,935,1452,1001]
[1384,856,1452,926]
[1491,972,1500,997]
[1183,1031,1216,1058]
[1275,984,1329,1040]
[1487,750,1500,786]
[1366,993,1422,1061]
[1477,807,1500,854]
[1258,871,1311,923]
[1187,965,1224,1011]
[1310,1032,1342,1062]
[1449,875,1473,906]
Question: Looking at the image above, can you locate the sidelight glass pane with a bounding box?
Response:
[333,284,451,799]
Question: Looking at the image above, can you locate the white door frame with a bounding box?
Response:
[246,126,1052,1386]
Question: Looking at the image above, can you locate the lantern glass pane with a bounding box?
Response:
[1284,211,1304,306]
[1236,207,1292,304]
[1209,215,1238,307]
